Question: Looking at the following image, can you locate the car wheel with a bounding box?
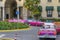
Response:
[53,38,56,40]
[50,38,56,40]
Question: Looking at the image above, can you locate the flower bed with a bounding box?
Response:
[8,19,27,23]
[0,21,29,30]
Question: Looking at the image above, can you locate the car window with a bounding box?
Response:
[40,26,45,29]
[45,25,50,29]
[45,25,55,29]
[40,25,56,29]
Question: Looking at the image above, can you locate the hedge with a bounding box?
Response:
[40,18,60,22]
[0,22,29,30]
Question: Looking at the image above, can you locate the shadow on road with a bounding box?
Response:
[39,38,55,40]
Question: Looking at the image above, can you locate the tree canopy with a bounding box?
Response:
[24,0,42,20]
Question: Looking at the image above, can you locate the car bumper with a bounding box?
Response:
[38,35,56,38]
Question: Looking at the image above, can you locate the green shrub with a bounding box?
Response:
[0,22,29,30]
[40,18,60,22]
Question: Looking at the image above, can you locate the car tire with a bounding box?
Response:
[50,38,56,40]
[39,38,56,40]
[53,38,56,40]
[39,38,45,40]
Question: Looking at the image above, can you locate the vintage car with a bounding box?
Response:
[54,22,60,34]
[27,19,44,26]
[38,23,56,40]
[8,19,27,23]
[56,27,60,34]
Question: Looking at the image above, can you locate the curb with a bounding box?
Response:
[0,27,30,32]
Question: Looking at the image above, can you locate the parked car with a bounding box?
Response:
[38,23,56,40]
[56,27,60,34]
[8,19,27,23]
[27,19,44,26]
[54,22,60,34]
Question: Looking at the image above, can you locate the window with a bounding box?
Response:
[0,7,3,19]
[47,11,52,17]
[48,0,52,2]
[46,6,54,11]
[57,6,60,17]
[58,11,60,17]
[46,6,54,17]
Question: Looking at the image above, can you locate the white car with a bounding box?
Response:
[38,23,56,40]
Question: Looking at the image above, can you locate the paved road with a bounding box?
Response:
[0,27,60,40]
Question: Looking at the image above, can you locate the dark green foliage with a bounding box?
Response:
[24,0,42,20]
[0,22,29,30]
[40,18,60,22]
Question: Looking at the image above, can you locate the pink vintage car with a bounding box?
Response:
[27,20,44,26]
[8,19,27,23]
[38,23,56,40]
[56,27,60,34]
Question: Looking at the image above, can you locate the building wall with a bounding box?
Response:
[16,0,24,6]
[0,0,28,20]
[40,0,60,19]
[0,0,60,20]
[2,0,24,6]
[0,0,4,20]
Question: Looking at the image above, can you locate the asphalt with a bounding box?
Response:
[0,26,60,40]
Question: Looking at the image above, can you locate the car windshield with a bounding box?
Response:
[40,25,55,29]
[45,25,55,29]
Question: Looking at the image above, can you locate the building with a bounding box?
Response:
[1,0,60,21]
[40,0,60,19]
[0,0,27,21]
